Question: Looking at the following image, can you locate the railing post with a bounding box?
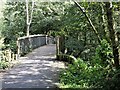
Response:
[9,49,11,62]
[28,36,32,51]
[56,36,60,56]
[17,38,20,58]
[46,35,48,45]
[12,53,14,61]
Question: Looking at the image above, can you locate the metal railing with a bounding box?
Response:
[17,34,55,56]
[17,34,47,56]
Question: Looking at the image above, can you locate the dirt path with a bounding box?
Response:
[1,44,65,89]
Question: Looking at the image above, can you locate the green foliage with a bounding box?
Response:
[0,1,120,89]
[2,2,26,52]
[31,2,66,35]
[59,40,116,89]
[58,2,107,60]
[0,38,4,49]
[59,58,108,89]
[102,68,120,90]
[60,59,88,86]
[65,37,85,57]
[0,36,5,63]
[92,39,113,67]
[2,2,66,53]
[0,61,9,69]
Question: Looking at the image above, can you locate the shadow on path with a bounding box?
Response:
[2,44,65,89]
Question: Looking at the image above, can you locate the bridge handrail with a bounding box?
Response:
[18,34,46,40]
[17,34,48,56]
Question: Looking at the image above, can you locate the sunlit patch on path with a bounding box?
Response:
[1,44,65,88]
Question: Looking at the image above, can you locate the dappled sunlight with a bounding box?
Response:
[1,1,120,89]
[2,45,65,88]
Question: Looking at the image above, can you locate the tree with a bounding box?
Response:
[105,2,119,69]
[2,2,26,52]
[26,0,35,36]
[73,1,101,43]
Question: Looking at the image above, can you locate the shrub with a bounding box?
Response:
[59,58,108,89]
[59,39,116,89]
[0,60,9,69]
[102,69,120,90]
[94,39,113,67]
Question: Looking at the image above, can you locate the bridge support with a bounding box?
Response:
[56,36,65,59]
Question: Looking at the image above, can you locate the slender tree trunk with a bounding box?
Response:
[105,2,119,69]
[100,3,110,42]
[26,0,29,36]
[26,0,34,36]
[27,24,30,36]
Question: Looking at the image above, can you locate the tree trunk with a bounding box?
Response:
[26,0,29,36]
[27,24,30,36]
[26,0,34,36]
[100,3,110,42]
[105,2,119,69]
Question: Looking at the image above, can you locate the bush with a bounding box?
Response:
[93,39,113,67]
[0,60,9,69]
[59,58,108,89]
[102,69,120,90]
[59,39,118,89]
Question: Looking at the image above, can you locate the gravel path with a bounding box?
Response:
[1,44,65,89]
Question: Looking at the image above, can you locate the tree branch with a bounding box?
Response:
[73,0,101,43]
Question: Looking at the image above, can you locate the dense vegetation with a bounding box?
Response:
[59,39,120,89]
[0,1,120,89]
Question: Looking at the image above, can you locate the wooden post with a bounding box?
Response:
[28,36,33,51]
[15,54,18,60]
[46,35,48,45]
[12,53,14,61]
[0,50,1,61]
[8,49,11,62]
[59,35,65,54]
[56,35,65,60]
[56,36,60,56]
[17,38,20,58]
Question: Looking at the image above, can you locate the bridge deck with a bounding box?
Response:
[1,44,65,88]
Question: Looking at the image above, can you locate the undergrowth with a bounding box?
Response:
[0,60,9,69]
[59,39,120,89]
